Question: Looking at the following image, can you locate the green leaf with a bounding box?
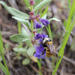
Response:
[10,34,29,42]
[17,21,21,34]
[22,58,30,65]
[27,47,35,56]
[41,5,49,18]
[22,27,30,37]
[49,18,60,22]
[0,1,29,19]
[0,31,3,53]
[13,48,27,53]
[24,0,30,8]
[13,16,31,28]
[53,1,75,74]
[52,55,63,75]
[66,0,75,31]
[34,0,52,12]
[34,0,41,7]
[0,55,2,61]
[63,20,67,28]
[22,27,31,45]
[42,14,47,19]
[0,62,8,75]
[58,20,75,56]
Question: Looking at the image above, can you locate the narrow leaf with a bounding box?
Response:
[34,0,52,12]
[49,18,60,22]
[13,16,31,28]
[41,5,49,17]
[0,31,3,53]
[66,0,75,31]
[0,62,8,75]
[58,20,75,56]
[52,55,63,75]
[24,0,30,7]
[34,0,41,7]
[0,1,29,19]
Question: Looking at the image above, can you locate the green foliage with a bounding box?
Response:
[42,14,47,19]
[0,31,3,53]
[58,20,75,56]
[49,18,60,22]
[21,27,31,46]
[22,58,30,65]
[52,55,63,75]
[17,21,21,34]
[13,48,27,53]
[13,16,31,28]
[34,0,41,7]
[63,20,67,28]
[0,55,2,61]
[35,27,43,33]
[66,1,75,31]
[53,0,75,75]
[10,34,29,42]
[27,47,35,56]
[0,1,29,19]
[24,0,30,8]
[41,5,49,18]
[0,32,10,75]
[0,62,8,75]
[34,0,52,12]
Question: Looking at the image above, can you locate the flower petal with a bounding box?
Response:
[40,18,50,25]
[35,33,42,39]
[34,21,42,29]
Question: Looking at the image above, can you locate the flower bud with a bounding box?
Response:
[29,0,35,6]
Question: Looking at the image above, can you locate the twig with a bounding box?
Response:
[29,64,39,73]
[2,38,15,47]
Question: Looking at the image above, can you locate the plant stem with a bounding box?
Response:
[48,24,52,40]
[31,6,33,11]
[31,20,34,38]
[17,21,23,48]
[1,52,10,75]
[46,25,52,40]
[37,59,42,75]
[18,21,21,34]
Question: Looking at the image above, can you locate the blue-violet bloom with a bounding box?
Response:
[34,21,42,29]
[34,45,46,59]
[35,33,42,39]
[40,34,48,42]
[40,18,50,25]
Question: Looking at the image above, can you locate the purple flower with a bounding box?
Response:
[34,21,42,29]
[42,34,48,38]
[34,45,46,59]
[35,33,42,39]
[40,34,48,42]
[40,18,50,25]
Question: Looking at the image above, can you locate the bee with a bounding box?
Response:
[42,38,55,57]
